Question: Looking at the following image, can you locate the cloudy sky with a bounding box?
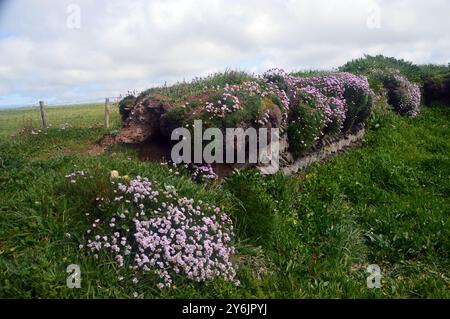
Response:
[0,0,449,108]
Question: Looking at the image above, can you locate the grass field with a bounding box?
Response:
[0,102,449,298]
[0,103,121,138]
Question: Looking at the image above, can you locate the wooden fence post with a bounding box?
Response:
[104,98,110,129]
[39,101,49,128]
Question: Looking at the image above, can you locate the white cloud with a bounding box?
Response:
[0,0,449,107]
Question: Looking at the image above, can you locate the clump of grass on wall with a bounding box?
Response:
[382,73,421,117]
[423,71,450,105]
[118,95,137,122]
[339,54,423,85]
[342,84,373,132]
[287,98,325,157]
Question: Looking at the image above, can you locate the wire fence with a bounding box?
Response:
[33,97,119,129]
[0,97,122,110]
[0,97,128,137]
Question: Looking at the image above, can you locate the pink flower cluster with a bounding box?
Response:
[224,81,263,95]
[205,92,241,118]
[196,69,372,134]
[261,68,291,109]
[163,162,217,182]
[392,74,421,117]
[256,110,272,126]
[296,73,370,128]
[191,164,217,181]
[133,198,237,287]
[84,176,236,288]
[203,79,289,125]
[264,69,372,131]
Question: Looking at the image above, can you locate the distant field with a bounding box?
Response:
[0,103,120,138]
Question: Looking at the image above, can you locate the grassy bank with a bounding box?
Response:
[0,103,448,298]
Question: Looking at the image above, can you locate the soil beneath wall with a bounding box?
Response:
[138,139,250,177]
[138,136,172,162]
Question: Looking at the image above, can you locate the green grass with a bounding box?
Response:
[0,103,449,298]
[143,70,256,104]
[339,54,424,84]
[0,103,120,138]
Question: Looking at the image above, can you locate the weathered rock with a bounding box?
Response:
[118,95,137,122]
[264,128,365,175]
[267,105,282,129]
[115,94,171,144]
